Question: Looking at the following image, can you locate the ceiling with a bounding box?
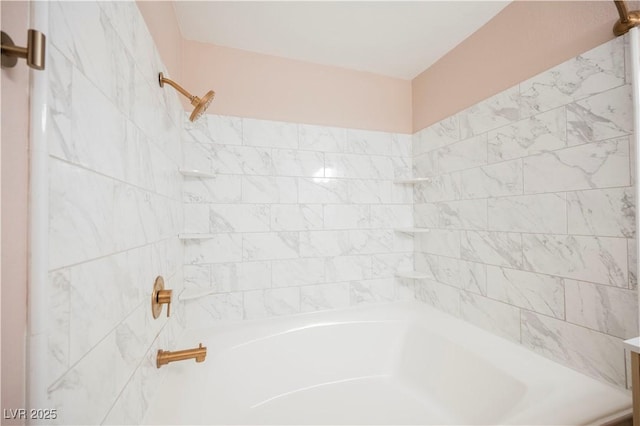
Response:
[172,1,510,80]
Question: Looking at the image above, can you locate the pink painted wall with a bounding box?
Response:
[181,40,412,133]
[412,0,640,132]
[137,2,412,133]
[1,1,29,422]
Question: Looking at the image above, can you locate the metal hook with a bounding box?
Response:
[1,29,46,70]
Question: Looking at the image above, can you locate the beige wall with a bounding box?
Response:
[137,2,412,133]
[1,1,29,421]
[412,0,640,132]
[181,40,412,133]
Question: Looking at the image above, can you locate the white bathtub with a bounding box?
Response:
[143,302,631,425]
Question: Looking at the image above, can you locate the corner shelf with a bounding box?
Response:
[178,233,216,240]
[393,177,431,184]
[179,168,216,178]
[395,228,430,234]
[395,271,431,280]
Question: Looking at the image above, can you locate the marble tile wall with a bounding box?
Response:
[46,1,184,424]
[411,36,637,388]
[182,115,413,324]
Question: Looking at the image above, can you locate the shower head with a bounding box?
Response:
[158,72,216,122]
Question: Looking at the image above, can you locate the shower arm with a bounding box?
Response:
[158,73,199,106]
[613,0,640,36]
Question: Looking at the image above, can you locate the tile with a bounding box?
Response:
[459,260,487,296]
[243,118,298,149]
[345,129,393,156]
[271,204,323,231]
[189,114,242,146]
[184,234,243,264]
[300,283,350,312]
[415,280,461,317]
[183,265,210,289]
[242,176,298,204]
[413,175,459,203]
[455,159,523,199]
[349,230,395,254]
[392,134,413,158]
[300,231,352,257]
[372,253,414,279]
[414,252,439,281]
[461,231,523,268]
[210,145,273,176]
[488,193,567,234]
[520,37,625,116]
[460,292,521,342]
[242,232,299,261]
[567,188,635,238]
[324,205,371,229]
[272,149,325,177]
[272,258,326,287]
[244,288,300,319]
[413,115,460,156]
[567,84,633,145]
[487,266,565,319]
[437,199,487,230]
[183,175,242,204]
[299,124,346,152]
[522,234,628,287]
[565,280,638,339]
[298,178,349,204]
[413,149,439,178]
[523,136,630,194]
[185,293,244,326]
[209,261,272,292]
[436,134,488,174]
[459,86,521,138]
[350,279,396,305]
[414,204,440,228]
[183,204,209,234]
[325,153,394,179]
[325,255,372,282]
[521,311,626,387]
[209,204,270,233]
[370,205,413,229]
[348,179,393,204]
[415,229,461,258]
[629,239,637,290]
[487,108,567,163]
[49,270,70,384]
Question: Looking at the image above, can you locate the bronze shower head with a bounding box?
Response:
[158,72,215,122]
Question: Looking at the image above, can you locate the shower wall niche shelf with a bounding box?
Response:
[179,168,216,178]
[395,228,430,234]
[178,233,216,240]
[393,177,431,184]
[395,271,431,280]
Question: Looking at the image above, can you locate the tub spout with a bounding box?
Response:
[157,343,207,368]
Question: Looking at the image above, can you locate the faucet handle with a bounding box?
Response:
[151,276,173,319]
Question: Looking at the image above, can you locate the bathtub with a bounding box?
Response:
[143,302,631,425]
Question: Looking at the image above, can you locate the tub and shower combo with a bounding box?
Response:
[20,0,640,424]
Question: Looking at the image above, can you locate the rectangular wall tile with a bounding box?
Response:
[272,149,324,177]
[487,266,565,319]
[242,176,298,204]
[437,199,487,230]
[460,292,521,342]
[523,234,628,287]
[243,118,298,149]
[461,231,522,268]
[521,311,626,387]
[455,159,523,199]
[565,280,638,339]
[184,234,242,265]
[298,124,346,153]
[325,255,372,282]
[272,258,326,288]
[243,288,301,319]
[324,205,370,229]
[488,193,567,234]
[567,188,634,238]
[242,232,299,261]
[416,280,461,317]
[209,204,270,233]
[350,279,396,305]
[413,115,459,155]
[487,108,567,163]
[271,204,323,231]
[523,137,630,194]
[300,283,350,312]
[436,134,488,174]
[458,86,521,138]
[416,229,461,258]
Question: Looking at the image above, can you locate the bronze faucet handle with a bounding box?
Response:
[151,276,173,319]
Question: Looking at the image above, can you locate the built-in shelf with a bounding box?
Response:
[179,288,218,301]
[393,177,431,184]
[395,228,430,234]
[178,233,216,240]
[394,271,431,280]
[179,168,216,178]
